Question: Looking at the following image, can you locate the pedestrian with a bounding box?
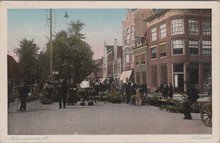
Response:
[182,82,200,119]
[125,78,131,104]
[68,79,77,105]
[139,82,147,105]
[58,79,68,109]
[94,79,100,96]
[118,80,124,94]
[130,80,137,105]
[168,82,174,100]
[111,80,116,94]
[18,81,29,111]
[162,82,169,99]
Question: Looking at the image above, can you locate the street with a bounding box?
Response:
[8,100,211,135]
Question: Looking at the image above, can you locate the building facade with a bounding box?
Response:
[113,39,122,80]
[122,9,153,71]
[145,9,211,92]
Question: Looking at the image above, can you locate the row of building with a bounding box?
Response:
[89,9,211,93]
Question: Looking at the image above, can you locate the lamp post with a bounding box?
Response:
[49,9,53,78]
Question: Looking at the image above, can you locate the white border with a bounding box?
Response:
[0,1,219,143]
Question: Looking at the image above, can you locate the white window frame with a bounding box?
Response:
[188,19,199,35]
[189,40,199,55]
[202,21,211,35]
[172,39,184,55]
[151,27,157,42]
[160,23,167,39]
[171,18,184,35]
[202,40,211,55]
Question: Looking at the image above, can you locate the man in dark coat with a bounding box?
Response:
[58,79,68,109]
[68,79,77,105]
[168,82,174,100]
[162,82,169,99]
[18,82,29,111]
[125,78,131,104]
[182,82,200,119]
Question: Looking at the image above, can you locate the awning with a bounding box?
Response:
[120,70,132,83]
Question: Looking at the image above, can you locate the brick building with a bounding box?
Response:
[145,9,211,93]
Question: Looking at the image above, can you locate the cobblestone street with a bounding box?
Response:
[8,100,211,135]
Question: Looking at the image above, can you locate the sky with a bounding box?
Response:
[8,9,128,60]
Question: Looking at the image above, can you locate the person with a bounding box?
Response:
[162,82,169,99]
[58,79,68,109]
[182,82,200,119]
[125,78,131,104]
[168,82,174,100]
[68,79,77,105]
[111,80,116,94]
[118,80,124,94]
[18,81,29,111]
[139,82,147,105]
[130,80,137,105]
[94,80,100,96]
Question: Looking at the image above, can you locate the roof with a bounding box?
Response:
[144,9,169,22]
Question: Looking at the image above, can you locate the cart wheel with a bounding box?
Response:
[200,103,212,127]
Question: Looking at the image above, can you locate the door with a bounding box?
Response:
[174,74,184,92]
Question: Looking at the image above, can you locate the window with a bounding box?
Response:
[151,27,157,41]
[135,55,140,65]
[189,63,199,86]
[141,71,147,84]
[173,63,184,73]
[136,72,140,85]
[160,23,167,38]
[189,40,199,55]
[160,64,167,84]
[125,48,129,63]
[141,54,146,64]
[202,21,211,35]
[171,19,184,34]
[202,40,211,55]
[172,39,184,55]
[151,65,158,87]
[151,47,157,59]
[188,20,199,35]
[203,64,211,86]
[159,44,166,57]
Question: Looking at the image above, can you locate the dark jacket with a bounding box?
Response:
[18,85,29,99]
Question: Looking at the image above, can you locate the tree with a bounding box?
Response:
[40,20,95,83]
[14,39,39,84]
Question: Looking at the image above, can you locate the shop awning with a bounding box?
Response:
[120,70,132,83]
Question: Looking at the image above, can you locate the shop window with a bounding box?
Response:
[160,64,167,84]
[203,64,211,86]
[189,63,199,86]
[135,55,140,65]
[151,65,158,87]
[141,54,146,64]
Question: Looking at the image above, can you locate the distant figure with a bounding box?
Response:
[68,79,77,105]
[162,82,169,99]
[182,82,200,119]
[94,80,100,96]
[130,80,137,105]
[125,78,131,104]
[139,82,147,105]
[168,82,174,100]
[18,82,29,111]
[111,80,116,94]
[58,79,68,109]
[118,80,124,94]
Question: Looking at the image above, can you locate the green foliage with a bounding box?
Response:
[14,39,39,83]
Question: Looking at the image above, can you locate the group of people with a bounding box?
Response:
[157,82,174,100]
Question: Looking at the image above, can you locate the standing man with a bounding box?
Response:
[125,78,131,104]
[68,79,77,105]
[168,82,174,100]
[18,81,29,111]
[162,82,169,99]
[182,82,200,119]
[58,79,68,109]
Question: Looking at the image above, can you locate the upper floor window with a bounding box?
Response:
[172,39,184,55]
[151,27,157,41]
[159,44,166,57]
[202,40,211,55]
[188,19,199,35]
[160,23,167,38]
[125,48,130,63]
[135,55,140,65]
[141,54,146,64]
[171,19,184,35]
[151,47,157,59]
[189,40,199,55]
[202,21,211,35]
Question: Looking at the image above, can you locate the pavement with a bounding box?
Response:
[8,100,211,135]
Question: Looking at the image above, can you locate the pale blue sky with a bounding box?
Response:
[8,9,128,60]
